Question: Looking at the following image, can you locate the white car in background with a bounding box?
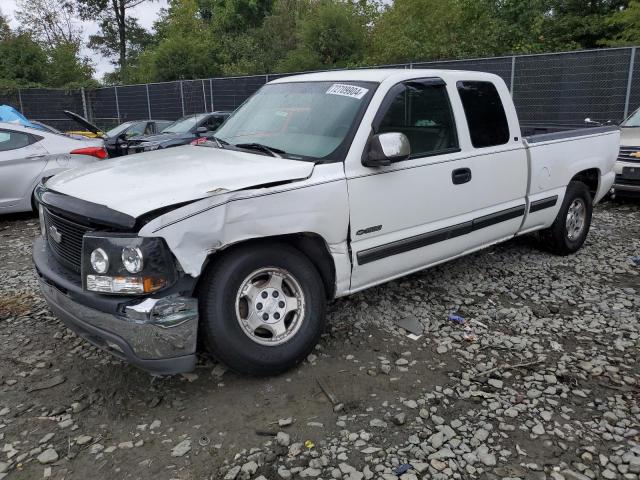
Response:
[0,122,107,214]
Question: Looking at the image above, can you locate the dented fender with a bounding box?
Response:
[138,163,353,297]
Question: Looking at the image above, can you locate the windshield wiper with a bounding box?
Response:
[234,142,285,158]
[210,136,229,148]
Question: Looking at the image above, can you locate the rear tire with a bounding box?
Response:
[199,243,326,376]
[540,181,592,255]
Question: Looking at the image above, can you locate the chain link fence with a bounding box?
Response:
[1,46,638,131]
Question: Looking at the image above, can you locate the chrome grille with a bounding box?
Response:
[618,146,640,163]
[43,208,90,272]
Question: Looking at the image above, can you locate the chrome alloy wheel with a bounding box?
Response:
[235,267,305,346]
[565,198,586,241]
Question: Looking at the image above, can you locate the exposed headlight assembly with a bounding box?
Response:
[82,233,176,295]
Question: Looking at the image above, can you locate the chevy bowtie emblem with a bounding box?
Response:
[49,225,62,244]
[630,152,640,158]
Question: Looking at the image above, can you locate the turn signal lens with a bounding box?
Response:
[86,275,167,294]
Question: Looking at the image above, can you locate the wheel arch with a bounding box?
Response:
[570,168,600,199]
[196,232,337,300]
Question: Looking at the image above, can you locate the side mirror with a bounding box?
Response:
[362,132,410,167]
[196,126,208,135]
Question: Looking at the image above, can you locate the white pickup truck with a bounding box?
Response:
[33,69,619,376]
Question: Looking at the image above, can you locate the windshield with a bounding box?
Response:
[162,114,206,133]
[106,122,135,137]
[214,81,375,159]
[622,108,640,127]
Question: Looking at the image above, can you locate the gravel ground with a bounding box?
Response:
[0,199,638,480]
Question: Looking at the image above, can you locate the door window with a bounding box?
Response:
[457,81,509,148]
[125,122,148,137]
[377,81,458,159]
[0,130,32,152]
[205,116,225,131]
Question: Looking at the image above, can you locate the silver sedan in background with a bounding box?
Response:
[0,122,107,214]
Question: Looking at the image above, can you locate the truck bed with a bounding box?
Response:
[522,124,619,141]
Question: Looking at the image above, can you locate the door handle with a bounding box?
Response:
[452,168,472,185]
[26,154,46,159]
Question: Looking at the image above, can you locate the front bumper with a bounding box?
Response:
[33,237,198,375]
[613,161,640,195]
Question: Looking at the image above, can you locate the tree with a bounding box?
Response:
[16,0,82,47]
[279,0,369,72]
[0,10,11,40]
[198,0,274,32]
[368,0,496,64]
[131,0,220,82]
[46,41,95,86]
[603,0,640,46]
[0,33,49,86]
[538,0,629,50]
[76,0,154,80]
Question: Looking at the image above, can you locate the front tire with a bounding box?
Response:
[199,243,326,376]
[541,181,593,255]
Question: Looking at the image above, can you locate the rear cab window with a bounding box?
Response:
[456,81,509,148]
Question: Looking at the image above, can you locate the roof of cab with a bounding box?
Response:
[268,68,500,84]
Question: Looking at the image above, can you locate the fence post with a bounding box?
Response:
[209,78,214,112]
[201,80,207,112]
[180,81,185,116]
[510,56,516,96]
[146,84,152,119]
[409,61,413,69]
[114,86,121,123]
[624,47,636,119]
[81,87,89,120]
[17,89,24,113]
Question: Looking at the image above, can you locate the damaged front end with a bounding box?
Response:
[33,186,201,374]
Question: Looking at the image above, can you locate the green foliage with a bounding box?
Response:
[0,34,49,85]
[46,42,96,87]
[0,11,11,40]
[129,0,221,82]
[280,0,368,71]
[604,0,640,46]
[4,0,640,88]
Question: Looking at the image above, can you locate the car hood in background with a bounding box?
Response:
[620,127,640,146]
[63,110,103,135]
[45,146,315,218]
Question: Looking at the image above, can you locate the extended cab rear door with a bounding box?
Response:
[346,74,529,291]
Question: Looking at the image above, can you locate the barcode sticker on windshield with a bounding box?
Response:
[326,84,369,99]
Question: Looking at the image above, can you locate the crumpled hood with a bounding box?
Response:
[45,145,315,218]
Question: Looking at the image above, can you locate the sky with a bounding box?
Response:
[1,0,169,79]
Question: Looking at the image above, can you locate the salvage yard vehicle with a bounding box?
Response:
[64,111,173,157]
[0,122,107,214]
[613,107,640,196]
[125,112,230,154]
[33,69,618,376]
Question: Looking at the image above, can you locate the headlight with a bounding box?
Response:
[122,246,143,273]
[90,248,109,274]
[82,234,176,295]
